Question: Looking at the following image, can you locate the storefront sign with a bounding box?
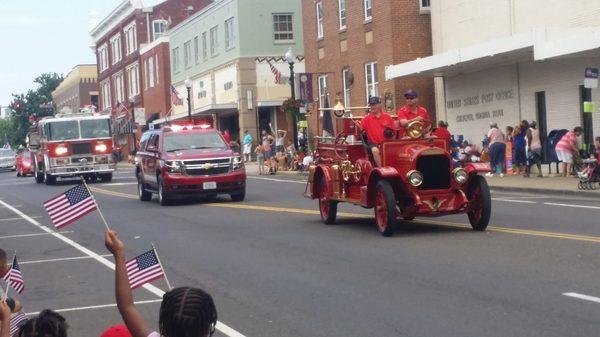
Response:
[583,101,596,113]
[446,89,513,109]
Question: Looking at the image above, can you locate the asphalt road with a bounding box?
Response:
[0,167,599,337]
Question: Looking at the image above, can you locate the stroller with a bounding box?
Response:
[577,159,600,190]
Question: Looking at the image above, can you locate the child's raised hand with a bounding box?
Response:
[104,229,125,257]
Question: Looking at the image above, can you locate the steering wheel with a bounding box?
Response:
[405,119,433,139]
[334,131,347,159]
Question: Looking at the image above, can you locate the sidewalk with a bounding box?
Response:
[244,162,600,198]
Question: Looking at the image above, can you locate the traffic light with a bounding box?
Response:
[14,102,20,111]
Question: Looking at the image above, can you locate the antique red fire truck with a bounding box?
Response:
[304,115,492,237]
[28,109,115,185]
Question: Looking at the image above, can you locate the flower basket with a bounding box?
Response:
[282,98,301,116]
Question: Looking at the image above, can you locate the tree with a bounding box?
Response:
[7,72,63,145]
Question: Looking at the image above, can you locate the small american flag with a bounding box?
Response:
[267,60,282,84]
[9,312,27,337]
[3,256,24,294]
[43,184,97,229]
[170,84,183,106]
[126,249,165,289]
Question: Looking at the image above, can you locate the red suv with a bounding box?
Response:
[135,124,246,205]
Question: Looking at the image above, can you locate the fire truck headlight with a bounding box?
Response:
[453,168,468,185]
[232,156,243,170]
[95,143,108,152]
[55,146,68,155]
[406,170,423,187]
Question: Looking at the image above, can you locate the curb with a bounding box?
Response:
[489,185,600,199]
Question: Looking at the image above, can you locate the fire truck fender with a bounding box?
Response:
[464,162,492,175]
[365,167,403,207]
[311,165,335,199]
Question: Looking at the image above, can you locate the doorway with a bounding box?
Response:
[258,107,276,137]
[535,91,547,162]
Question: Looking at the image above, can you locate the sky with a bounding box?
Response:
[0,0,166,110]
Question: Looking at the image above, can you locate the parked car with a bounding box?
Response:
[0,148,16,171]
[15,149,34,177]
[135,124,246,205]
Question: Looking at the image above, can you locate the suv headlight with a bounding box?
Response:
[406,170,423,187]
[161,160,183,173]
[232,156,243,170]
[453,168,468,184]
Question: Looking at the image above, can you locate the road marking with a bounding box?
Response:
[0,216,42,222]
[101,182,137,186]
[563,292,600,304]
[25,299,163,316]
[0,231,74,240]
[0,199,247,337]
[491,198,537,204]
[248,176,306,184]
[89,186,600,244]
[0,204,21,208]
[544,202,600,210]
[19,254,113,265]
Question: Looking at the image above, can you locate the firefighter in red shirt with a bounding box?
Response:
[361,96,395,167]
[396,89,430,137]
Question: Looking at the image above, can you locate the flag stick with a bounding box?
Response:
[151,243,173,290]
[2,252,16,301]
[81,178,110,230]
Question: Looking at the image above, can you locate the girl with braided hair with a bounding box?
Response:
[104,230,217,337]
[16,309,68,337]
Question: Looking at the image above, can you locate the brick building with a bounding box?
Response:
[302,0,434,140]
[90,0,211,158]
[51,65,99,114]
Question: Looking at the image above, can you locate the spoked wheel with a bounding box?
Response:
[467,175,491,231]
[374,180,397,237]
[318,178,337,224]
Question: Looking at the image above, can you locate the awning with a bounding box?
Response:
[152,103,238,125]
[257,100,284,107]
[385,27,600,80]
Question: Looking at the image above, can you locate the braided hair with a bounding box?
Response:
[159,287,217,337]
[18,309,68,337]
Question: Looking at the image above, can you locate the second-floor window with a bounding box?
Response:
[98,44,109,72]
[101,80,111,110]
[420,0,431,13]
[365,62,378,103]
[184,40,192,68]
[338,0,346,29]
[124,23,137,55]
[110,35,121,65]
[364,0,372,21]
[210,26,218,56]
[316,2,323,39]
[172,47,180,73]
[113,72,124,103]
[225,17,235,49]
[202,32,207,60]
[273,13,293,41]
[127,63,140,98]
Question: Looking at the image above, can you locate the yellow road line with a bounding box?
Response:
[89,186,600,244]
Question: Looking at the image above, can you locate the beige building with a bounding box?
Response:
[52,65,99,114]
[386,0,600,152]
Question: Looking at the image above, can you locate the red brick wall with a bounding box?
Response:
[302,0,435,140]
[141,42,171,124]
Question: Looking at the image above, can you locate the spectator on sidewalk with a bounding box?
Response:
[486,122,506,177]
[275,130,287,154]
[555,126,583,177]
[513,121,528,174]
[255,143,265,175]
[525,121,543,177]
[242,130,253,162]
[104,229,218,337]
[0,248,23,314]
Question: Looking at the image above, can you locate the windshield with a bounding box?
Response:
[48,121,79,141]
[163,131,228,152]
[0,149,14,157]
[81,119,111,138]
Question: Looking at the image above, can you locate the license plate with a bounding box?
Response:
[99,165,109,170]
[203,182,217,190]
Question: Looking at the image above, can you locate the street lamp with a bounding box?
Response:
[284,47,298,149]
[184,77,192,123]
[129,97,137,153]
